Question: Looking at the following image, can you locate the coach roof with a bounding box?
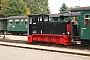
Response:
[0,18,7,20]
[7,16,27,19]
[71,6,90,12]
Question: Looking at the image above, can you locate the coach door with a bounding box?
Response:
[80,14,90,39]
[1,19,7,30]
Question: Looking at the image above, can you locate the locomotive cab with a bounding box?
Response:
[27,14,49,36]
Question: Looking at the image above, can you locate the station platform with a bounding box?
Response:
[0,35,27,41]
[0,41,90,56]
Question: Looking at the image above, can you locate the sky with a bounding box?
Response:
[48,0,90,14]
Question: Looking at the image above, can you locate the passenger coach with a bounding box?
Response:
[7,16,28,35]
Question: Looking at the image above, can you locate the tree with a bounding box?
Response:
[26,8,30,15]
[59,3,70,14]
[0,0,8,17]
[3,0,27,17]
[23,0,48,14]
[46,7,51,14]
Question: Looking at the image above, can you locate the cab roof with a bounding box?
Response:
[7,16,27,19]
[63,12,80,16]
[48,14,61,17]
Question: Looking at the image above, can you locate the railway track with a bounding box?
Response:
[0,38,90,51]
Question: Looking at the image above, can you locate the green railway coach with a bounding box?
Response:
[71,6,90,44]
[7,16,28,35]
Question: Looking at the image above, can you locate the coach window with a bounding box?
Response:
[2,21,5,24]
[84,14,90,26]
[72,17,78,24]
[15,19,19,25]
[25,19,28,25]
[9,20,13,25]
[75,17,78,24]
[21,19,23,25]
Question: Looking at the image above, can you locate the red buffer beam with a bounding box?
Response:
[28,34,75,45]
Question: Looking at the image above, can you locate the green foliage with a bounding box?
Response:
[23,0,48,14]
[46,7,51,14]
[0,0,8,17]
[59,3,70,14]
[3,0,27,17]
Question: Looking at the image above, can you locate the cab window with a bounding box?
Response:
[44,16,48,21]
[30,18,32,24]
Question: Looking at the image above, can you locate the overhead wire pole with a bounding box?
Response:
[79,0,80,7]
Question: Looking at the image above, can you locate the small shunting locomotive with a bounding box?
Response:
[27,6,90,46]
